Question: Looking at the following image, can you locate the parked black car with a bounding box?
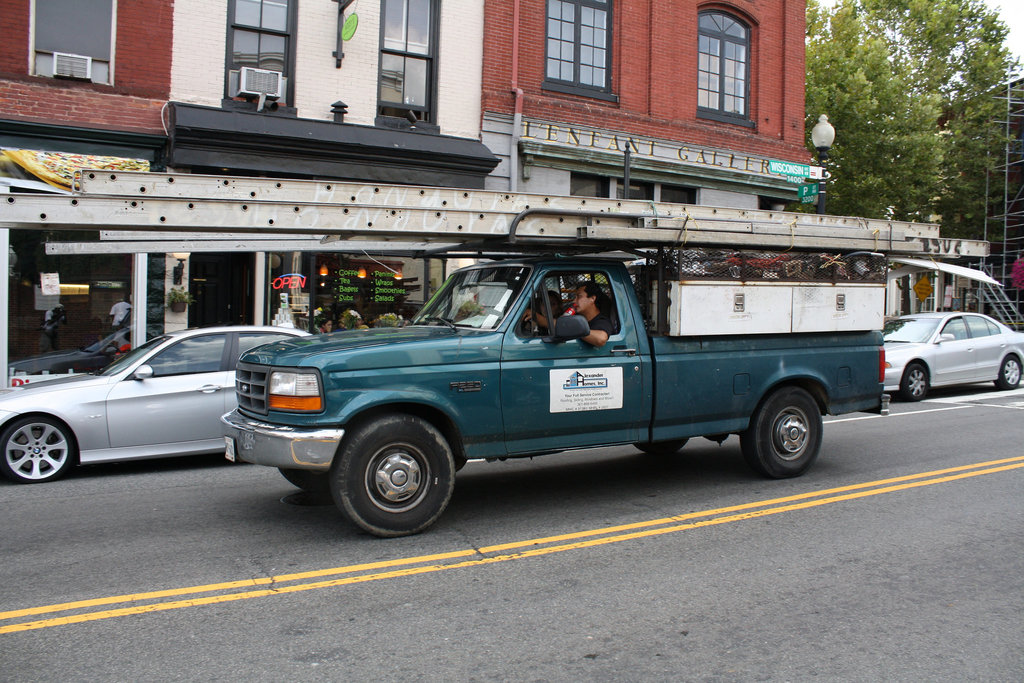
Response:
[9,327,135,376]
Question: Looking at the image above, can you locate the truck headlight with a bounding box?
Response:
[268,371,322,411]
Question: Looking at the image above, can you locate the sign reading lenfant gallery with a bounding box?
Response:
[519,118,794,180]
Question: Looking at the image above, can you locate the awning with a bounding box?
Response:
[888,256,1001,286]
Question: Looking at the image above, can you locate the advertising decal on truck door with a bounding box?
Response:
[549,367,623,413]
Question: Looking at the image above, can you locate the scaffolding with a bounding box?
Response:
[979,77,1024,326]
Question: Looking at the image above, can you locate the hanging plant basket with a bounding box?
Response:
[166,287,195,312]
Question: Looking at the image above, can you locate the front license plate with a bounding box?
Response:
[224,436,236,462]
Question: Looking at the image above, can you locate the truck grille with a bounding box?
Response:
[235,362,270,414]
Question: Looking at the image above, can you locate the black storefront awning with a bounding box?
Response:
[168,103,499,189]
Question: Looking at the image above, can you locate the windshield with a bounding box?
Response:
[96,335,169,376]
[412,265,531,330]
[883,318,940,343]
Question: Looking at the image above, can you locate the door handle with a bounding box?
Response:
[197,384,222,393]
[610,346,637,356]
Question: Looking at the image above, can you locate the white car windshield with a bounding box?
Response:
[412,265,531,330]
[883,318,940,343]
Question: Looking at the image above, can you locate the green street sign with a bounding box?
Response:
[768,159,811,178]
[798,183,818,203]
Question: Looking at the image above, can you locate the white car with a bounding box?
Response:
[883,312,1024,401]
[0,326,309,483]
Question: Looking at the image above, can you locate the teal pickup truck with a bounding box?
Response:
[222,255,885,537]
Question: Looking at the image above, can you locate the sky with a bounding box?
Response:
[982,0,1024,65]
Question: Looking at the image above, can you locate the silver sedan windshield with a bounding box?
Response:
[883,318,939,343]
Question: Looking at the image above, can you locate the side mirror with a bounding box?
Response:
[548,314,590,342]
[132,364,154,380]
[937,333,955,343]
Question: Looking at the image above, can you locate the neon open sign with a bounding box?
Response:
[272,273,307,290]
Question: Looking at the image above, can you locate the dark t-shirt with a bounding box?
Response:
[587,312,614,336]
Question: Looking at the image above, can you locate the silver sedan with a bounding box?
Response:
[0,326,309,483]
[883,312,1024,401]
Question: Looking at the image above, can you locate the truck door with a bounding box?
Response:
[500,269,647,454]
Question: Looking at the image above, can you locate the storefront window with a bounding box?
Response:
[7,229,135,382]
[266,252,425,333]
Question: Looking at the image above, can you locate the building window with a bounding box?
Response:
[227,0,294,102]
[544,0,614,100]
[378,0,437,123]
[570,173,610,198]
[697,11,750,124]
[33,0,113,84]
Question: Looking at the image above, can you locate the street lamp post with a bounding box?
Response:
[810,114,835,215]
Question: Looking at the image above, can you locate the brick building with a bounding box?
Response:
[481,0,810,208]
[1,0,496,378]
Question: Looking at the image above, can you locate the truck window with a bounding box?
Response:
[412,265,531,330]
[517,270,619,338]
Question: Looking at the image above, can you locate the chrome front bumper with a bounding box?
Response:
[221,409,344,471]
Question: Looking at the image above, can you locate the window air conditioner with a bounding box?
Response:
[237,67,283,99]
[53,52,92,80]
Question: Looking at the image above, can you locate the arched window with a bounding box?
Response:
[698,11,750,123]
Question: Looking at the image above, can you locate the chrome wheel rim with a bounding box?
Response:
[5,422,70,481]
[365,445,428,512]
[772,408,810,460]
[1004,360,1021,386]
[907,368,927,398]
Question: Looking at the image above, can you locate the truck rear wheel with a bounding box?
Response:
[330,415,455,537]
[740,387,821,478]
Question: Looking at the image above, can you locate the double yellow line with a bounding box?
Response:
[3,455,1023,634]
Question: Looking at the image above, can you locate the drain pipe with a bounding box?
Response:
[509,0,523,192]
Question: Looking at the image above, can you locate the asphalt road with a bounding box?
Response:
[2,385,1022,681]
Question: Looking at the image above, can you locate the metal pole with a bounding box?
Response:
[623,143,632,199]
[816,147,829,215]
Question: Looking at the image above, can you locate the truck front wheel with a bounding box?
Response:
[330,415,455,537]
[740,387,822,478]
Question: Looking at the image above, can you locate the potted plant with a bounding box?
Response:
[166,287,195,312]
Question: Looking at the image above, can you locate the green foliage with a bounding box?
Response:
[166,287,195,305]
[804,0,1018,239]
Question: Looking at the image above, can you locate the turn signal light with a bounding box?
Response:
[269,394,323,411]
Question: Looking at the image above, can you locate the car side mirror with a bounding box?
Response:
[132,364,154,380]
[548,314,590,342]
[937,333,955,343]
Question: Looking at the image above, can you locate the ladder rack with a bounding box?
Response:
[0,170,988,258]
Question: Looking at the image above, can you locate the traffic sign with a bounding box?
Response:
[913,276,933,302]
[769,159,825,180]
[798,183,818,203]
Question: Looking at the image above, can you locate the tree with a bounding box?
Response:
[805,0,1017,239]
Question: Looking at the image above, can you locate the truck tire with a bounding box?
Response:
[899,363,929,401]
[278,467,330,494]
[634,439,688,455]
[330,415,455,537]
[740,387,822,479]
[994,355,1021,390]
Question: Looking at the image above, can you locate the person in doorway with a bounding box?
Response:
[109,296,131,331]
[572,282,614,347]
[39,303,67,352]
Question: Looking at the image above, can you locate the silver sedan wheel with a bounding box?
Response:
[1,418,75,483]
